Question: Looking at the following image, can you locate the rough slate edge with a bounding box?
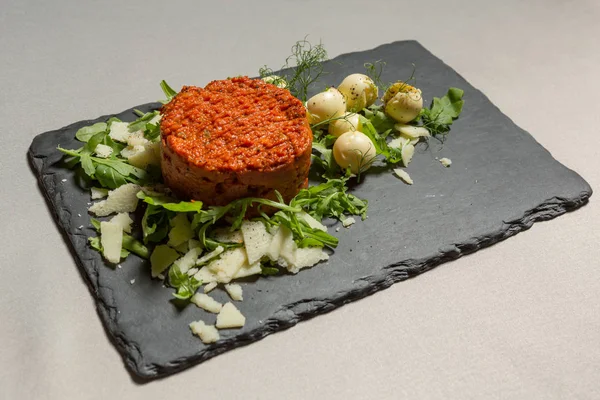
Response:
[27,40,593,381]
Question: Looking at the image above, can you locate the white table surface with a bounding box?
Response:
[2,0,599,398]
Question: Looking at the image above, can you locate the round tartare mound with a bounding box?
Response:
[160,76,312,208]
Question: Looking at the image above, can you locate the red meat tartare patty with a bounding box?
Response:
[160,76,312,209]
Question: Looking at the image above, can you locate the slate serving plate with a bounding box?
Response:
[28,41,592,380]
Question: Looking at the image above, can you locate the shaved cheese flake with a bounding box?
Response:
[167,213,193,247]
[206,247,247,283]
[298,211,327,232]
[216,302,246,329]
[393,168,413,185]
[127,142,161,169]
[120,144,145,159]
[127,131,148,147]
[89,183,141,216]
[203,282,218,293]
[173,247,203,274]
[225,284,243,301]
[188,239,201,250]
[109,213,133,233]
[439,157,452,167]
[241,220,272,264]
[191,293,222,313]
[90,187,108,199]
[278,226,297,266]
[286,247,329,274]
[266,226,284,261]
[196,246,224,266]
[232,261,262,279]
[108,121,132,143]
[194,267,218,284]
[189,320,220,344]
[342,217,356,227]
[212,228,243,244]
[94,144,113,158]
[394,124,430,139]
[100,221,123,264]
[401,144,415,167]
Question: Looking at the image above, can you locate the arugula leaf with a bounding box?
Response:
[292,177,368,222]
[311,141,339,178]
[363,105,396,132]
[75,122,108,143]
[137,191,203,213]
[128,110,159,133]
[260,265,280,276]
[160,80,177,103]
[95,164,128,189]
[168,264,202,300]
[358,116,402,165]
[144,122,161,141]
[141,204,171,244]
[420,87,464,136]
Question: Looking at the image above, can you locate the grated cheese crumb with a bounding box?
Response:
[189,320,220,344]
[203,282,218,293]
[130,279,135,284]
[342,217,356,228]
[225,284,243,301]
[439,157,452,167]
[191,293,223,314]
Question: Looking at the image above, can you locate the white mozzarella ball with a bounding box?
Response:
[328,112,362,137]
[306,88,347,125]
[333,131,377,174]
[337,74,379,112]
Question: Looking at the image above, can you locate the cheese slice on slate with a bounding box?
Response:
[203,282,218,293]
[94,144,113,158]
[287,247,329,274]
[100,221,123,264]
[206,247,247,283]
[189,320,220,344]
[173,246,202,274]
[216,302,245,329]
[194,267,218,284]
[108,121,133,143]
[89,183,141,216]
[241,220,272,264]
[298,211,327,232]
[224,284,243,301]
[232,261,262,279]
[191,293,222,314]
[109,212,133,233]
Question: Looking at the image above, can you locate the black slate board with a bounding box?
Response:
[28,41,592,380]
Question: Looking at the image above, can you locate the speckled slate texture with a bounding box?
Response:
[28,41,592,380]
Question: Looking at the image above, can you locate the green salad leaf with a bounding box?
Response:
[358,116,403,165]
[75,122,108,143]
[137,191,203,213]
[168,264,202,300]
[420,87,464,136]
[160,80,177,103]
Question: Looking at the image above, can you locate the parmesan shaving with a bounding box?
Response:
[189,320,220,344]
[89,183,141,216]
[393,168,413,185]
